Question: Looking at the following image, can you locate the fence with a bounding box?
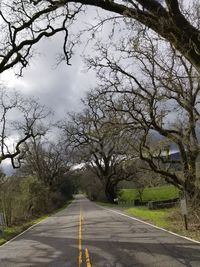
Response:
[147,198,179,209]
[118,198,179,209]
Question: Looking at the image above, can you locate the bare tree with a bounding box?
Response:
[0,168,6,188]
[87,33,200,202]
[0,1,200,76]
[0,88,50,168]
[0,0,82,75]
[20,138,70,189]
[60,95,137,203]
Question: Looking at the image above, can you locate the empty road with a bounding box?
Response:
[0,195,199,266]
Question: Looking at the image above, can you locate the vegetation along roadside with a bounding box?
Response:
[98,186,200,242]
[0,201,71,246]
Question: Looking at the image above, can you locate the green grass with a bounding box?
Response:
[126,206,200,241]
[120,185,179,202]
[126,207,172,228]
[0,217,46,246]
[97,201,200,242]
[0,201,71,246]
[97,200,200,242]
[96,201,173,229]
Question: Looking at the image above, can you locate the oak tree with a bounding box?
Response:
[0,1,200,75]
[87,33,200,202]
[0,88,50,168]
[61,95,137,203]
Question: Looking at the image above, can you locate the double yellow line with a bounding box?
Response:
[78,208,83,266]
[78,207,92,267]
[85,248,92,267]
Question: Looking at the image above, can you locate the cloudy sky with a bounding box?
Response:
[1,4,119,122]
[0,8,107,173]
[0,6,116,173]
[0,0,193,120]
[1,34,95,119]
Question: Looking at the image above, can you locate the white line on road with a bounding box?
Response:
[97,204,200,245]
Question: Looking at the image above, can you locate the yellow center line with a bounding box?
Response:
[78,207,83,267]
[85,248,92,267]
[78,206,92,267]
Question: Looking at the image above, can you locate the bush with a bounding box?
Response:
[0,173,75,226]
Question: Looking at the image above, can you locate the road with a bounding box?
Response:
[0,195,199,266]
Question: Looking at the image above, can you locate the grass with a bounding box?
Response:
[97,183,200,242]
[126,207,173,229]
[0,215,48,246]
[96,202,172,229]
[0,201,71,246]
[97,201,200,242]
[120,185,179,202]
[125,206,200,241]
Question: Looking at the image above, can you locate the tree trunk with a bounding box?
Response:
[184,181,200,204]
[105,182,117,204]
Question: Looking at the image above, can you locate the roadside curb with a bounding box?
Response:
[97,204,200,244]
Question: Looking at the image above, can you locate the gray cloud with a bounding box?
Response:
[1,7,108,121]
[2,38,96,120]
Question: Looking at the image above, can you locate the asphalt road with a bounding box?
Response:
[0,195,200,267]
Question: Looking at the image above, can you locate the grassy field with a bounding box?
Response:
[120,185,179,202]
[0,201,71,246]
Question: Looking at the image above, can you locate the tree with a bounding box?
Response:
[21,139,70,190]
[61,95,137,203]
[0,0,80,75]
[78,168,105,201]
[0,1,200,76]
[0,168,6,188]
[87,33,200,203]
[18,138,75,209]
[0,88,50,168]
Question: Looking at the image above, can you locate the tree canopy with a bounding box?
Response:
[60,94,138,202]
[0,1,200,74]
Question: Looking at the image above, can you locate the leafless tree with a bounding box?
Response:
[0,168,6,188]
[0,0,82,75]
[87,33,200,202]
[20,138,70,190]
[0,1,200,76]
[60,94,137,203]
[0,88,50,168]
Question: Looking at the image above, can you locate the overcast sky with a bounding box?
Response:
[0,7,115,173]
[1,6,113,120]
[1,36,95,119]
[1,0,189,122]
[0,8,99,173]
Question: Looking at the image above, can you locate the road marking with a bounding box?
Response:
[85,248,92,267]
[98,205,200,244]
[78,205,92,266]
[78,207,83,267]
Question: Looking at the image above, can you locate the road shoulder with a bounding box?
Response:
[96,202,200,244]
